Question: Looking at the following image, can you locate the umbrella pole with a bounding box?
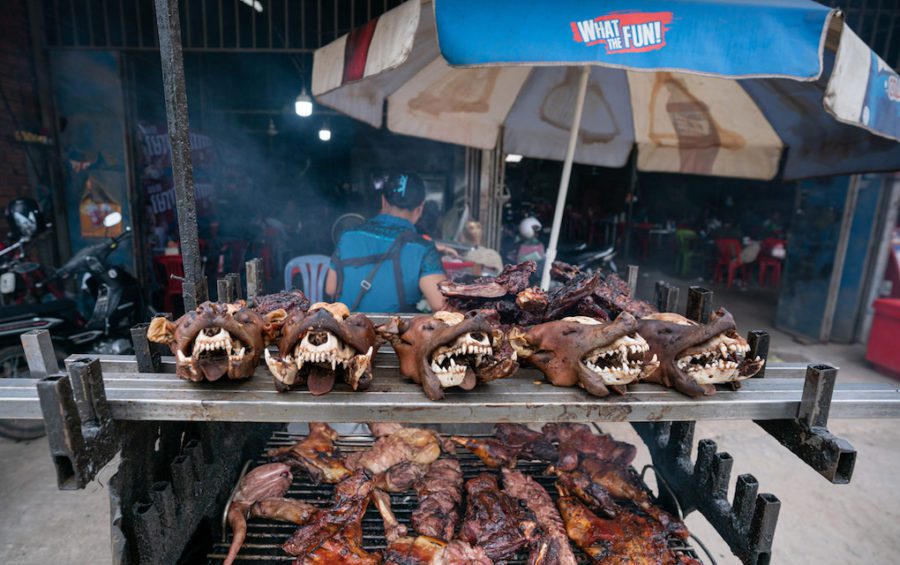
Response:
[540,65,590,290]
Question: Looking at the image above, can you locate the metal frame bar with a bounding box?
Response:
[153,0,208,309]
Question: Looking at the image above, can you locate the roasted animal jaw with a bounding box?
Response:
[265,302,376,395]
[638,308,765,397]
[147,302,268,382]
[509,312,656,397]
[380,311,515,400]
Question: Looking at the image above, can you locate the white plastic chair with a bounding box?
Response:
[284,254,330,303]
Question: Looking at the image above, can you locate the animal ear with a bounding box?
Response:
[506,327,534,358]
[376,317,407,344]
[262,308,288,343]
[147,316,176,345]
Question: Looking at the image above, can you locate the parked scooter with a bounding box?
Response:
[0,201,152,440]
[556,241,619,275]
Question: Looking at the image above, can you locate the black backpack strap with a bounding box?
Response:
[349,231,419,311]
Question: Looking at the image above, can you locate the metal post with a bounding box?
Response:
[540,65,591,290]
[153,0,208,310]
[820,174,860,342]
[22,329,59,378]
[227,272,242,300]
[626,265,639,297]
[686,286,713,324]
[246,259,265,300]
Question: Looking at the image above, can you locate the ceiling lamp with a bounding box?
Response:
[505,154,524,163]
[294,88,313,117]
[318,121,332,142]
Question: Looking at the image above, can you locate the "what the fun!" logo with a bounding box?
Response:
[570,11,673,54]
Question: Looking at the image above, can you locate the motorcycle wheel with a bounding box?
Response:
[0,344,65,441]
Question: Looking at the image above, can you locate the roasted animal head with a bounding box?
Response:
[637,308,764,397]
[264,302,376,394]
[379,310,517,401]
[147,301,282,382]
[508,312,658,397]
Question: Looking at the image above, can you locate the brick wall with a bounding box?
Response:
[0,0,41,231]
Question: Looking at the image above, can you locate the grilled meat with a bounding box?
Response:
[452,424,559,469]
[451,435,521,468]
[542,423,636,470]
[459,473,537,561]
[554,455,688,537]
[267,422,351,484]
[282,470,380,564]
[412,459,463,541]
[224,463,316,565]
[495,423,558,462]
[384,536,492,565]
[369,422,407,437]
[502,469,577,565]
[557,489,689,565]
[374,461,431,493]
[346,426,442,475]
[373,488,409,542]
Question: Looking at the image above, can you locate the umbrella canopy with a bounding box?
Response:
[312,0,900,287]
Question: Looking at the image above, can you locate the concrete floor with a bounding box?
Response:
[1,270,899,564]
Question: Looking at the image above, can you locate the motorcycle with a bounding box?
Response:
[0,211,153,440]
[556,241,619,275]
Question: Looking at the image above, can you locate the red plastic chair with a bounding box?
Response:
[153,255,184,314]
[713,239,747,288]
[758,237,786,287]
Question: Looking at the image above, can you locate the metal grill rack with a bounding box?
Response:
[207,431,704,564]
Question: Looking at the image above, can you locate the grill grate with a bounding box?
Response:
[208,431,703,564]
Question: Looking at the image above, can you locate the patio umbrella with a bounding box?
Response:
[312,0,900,289]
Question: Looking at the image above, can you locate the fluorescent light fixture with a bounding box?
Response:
[294,89,313,117]
[239,0,263,12]
[505,154,523,163]
[318,125,332,142]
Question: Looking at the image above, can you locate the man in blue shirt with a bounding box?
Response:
[325,173,446,312]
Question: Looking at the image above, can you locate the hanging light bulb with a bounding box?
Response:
[318,121,332,142]
[294,88,313,117]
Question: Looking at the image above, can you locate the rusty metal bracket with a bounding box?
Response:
[27,330,118,489]
[632,286,780,564]
[633,421,780,565]
[755,364,857,484]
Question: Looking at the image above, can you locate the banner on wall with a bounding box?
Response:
[136,124,217,254]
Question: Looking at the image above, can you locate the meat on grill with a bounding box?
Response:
[452,424,559,469]
[374,461,431,493]
[368,422,407,437]
[502,468,577,565]
[556,489,698,565]
[224,463,316,565]
[346,426,442,475]
[451,435,521,468]
[267,422,351,484]
[282,470,380,564]
[552,446,688,537]
[542,423,636,471]
[495,423,559,463]
[373,488,408,542]
[384,536,492,565]
[412,459,463,541]
[459,473,537,561]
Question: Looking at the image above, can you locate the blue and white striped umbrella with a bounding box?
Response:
[312,0,900,287]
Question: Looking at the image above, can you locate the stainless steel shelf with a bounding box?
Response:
[2,354,898,423]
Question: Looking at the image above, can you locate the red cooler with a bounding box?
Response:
[866,298,900,378]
